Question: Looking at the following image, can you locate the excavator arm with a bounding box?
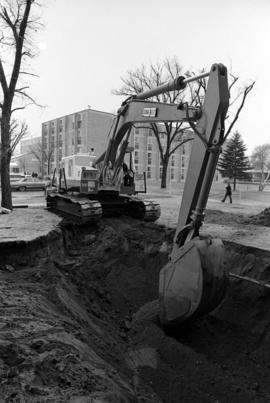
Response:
[95,80,201,190]
[174,64,230,246]
[159,64,230,327]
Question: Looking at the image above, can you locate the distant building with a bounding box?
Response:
[41,108,115,175]
[10,161,20,173]
[20,137,42,174]
[129,125,193,187]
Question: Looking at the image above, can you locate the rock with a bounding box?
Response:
[4,264,15,272]
[82,234,96,245]
[0,207,11,214]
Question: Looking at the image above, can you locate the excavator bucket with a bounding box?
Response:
[159,237,228,327]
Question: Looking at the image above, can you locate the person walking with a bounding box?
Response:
[221,183,232,203]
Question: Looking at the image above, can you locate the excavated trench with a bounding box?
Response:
[1,216,270,402]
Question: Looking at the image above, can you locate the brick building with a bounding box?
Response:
[41,108,115,175]
[129,126,193,187]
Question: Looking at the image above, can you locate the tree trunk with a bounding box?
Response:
[161,159,169,188]
[1,113,12,210]
[233,176,236,191]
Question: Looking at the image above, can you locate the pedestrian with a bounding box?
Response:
[221,183,232,203]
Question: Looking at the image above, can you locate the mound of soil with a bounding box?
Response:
[249,207,270,226]
[1,216,270,402]
[206,207,270,228]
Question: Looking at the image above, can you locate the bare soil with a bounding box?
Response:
[1,209,270,402]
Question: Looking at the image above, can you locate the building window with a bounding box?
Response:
[182,144,186,154]
[51,127,55,134]
[77,120,82,129]
[147,152,152,165]
[77,137,82,145]
[59,119,63,133]
[134,151,139,164]
[135,142,139,150]
[171,155,175,167]
[170,168,175,180]
[72,138,74,145]
[181,156,185,167]
[147,143,152,151]
[181,169,185,181]
[148,130,152,137]
[147,167,151,179]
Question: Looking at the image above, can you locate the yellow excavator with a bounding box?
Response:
[47,63,230,324]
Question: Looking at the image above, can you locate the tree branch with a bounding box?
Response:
[225,81,255,140]
[0,58,8,95]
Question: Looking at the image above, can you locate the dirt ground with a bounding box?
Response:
[1,201,270,402]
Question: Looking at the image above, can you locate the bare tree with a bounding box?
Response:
[29,139,54,176]
[0,119,28,171]
[0,0,40,210]
[251,143,270,189]
[10,119,28,154]
[114,57,255,188]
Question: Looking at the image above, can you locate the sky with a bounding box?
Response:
[14,0,270,154]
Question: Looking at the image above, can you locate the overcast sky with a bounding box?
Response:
[19,0,270,154]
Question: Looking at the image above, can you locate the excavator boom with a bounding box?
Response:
[159,63,230,327]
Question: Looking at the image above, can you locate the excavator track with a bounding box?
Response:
[47,193,102,223]
[126,197,161,222]
[46,190,160,223]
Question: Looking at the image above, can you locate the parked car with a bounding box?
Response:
[11,177,50,191]
[10,173,26,182]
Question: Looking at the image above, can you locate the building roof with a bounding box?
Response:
[42,108,115,124]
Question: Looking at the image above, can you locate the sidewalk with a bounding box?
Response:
[0,208,61,243]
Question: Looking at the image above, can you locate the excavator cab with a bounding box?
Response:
[120,147,136,195]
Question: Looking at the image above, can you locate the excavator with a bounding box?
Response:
[47,63,230,325]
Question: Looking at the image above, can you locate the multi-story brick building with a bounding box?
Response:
[130,125,193,188]
[41,108,115,175]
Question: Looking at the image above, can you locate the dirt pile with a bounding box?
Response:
[1,216,270,402]
[249,207,270,226]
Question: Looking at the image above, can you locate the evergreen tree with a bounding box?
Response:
[218,131,251,190]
